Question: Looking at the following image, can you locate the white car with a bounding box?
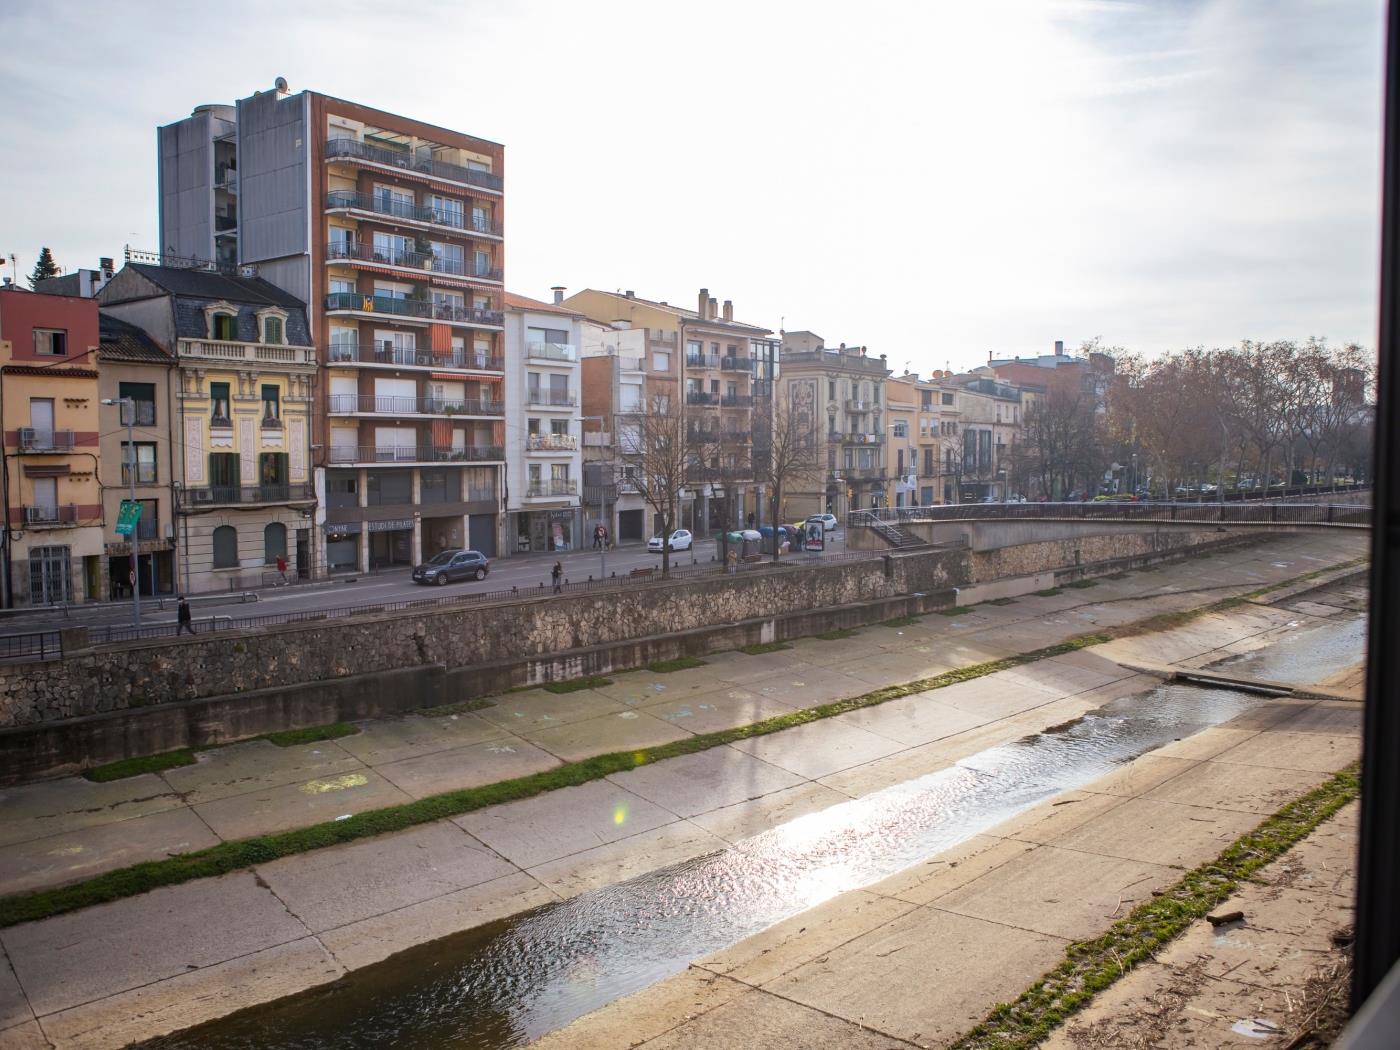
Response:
[648,529,693,552]
[805,513,838,532]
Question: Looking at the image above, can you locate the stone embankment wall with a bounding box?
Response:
[0,549,969,730]
[968,528,1228,581]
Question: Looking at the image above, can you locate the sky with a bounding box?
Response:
[0,0,1386,373]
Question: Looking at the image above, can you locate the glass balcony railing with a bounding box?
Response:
[327,394,504,416]
[525,480,578,497]
[328,340,505,371]
[526,433,579,451]
[525,391,577,407]
[525,342,578,363]
[323,293,503,326]
[327,444,505,465]
[325,137,504,194]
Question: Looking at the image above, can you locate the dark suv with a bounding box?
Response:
[412,549,490,585]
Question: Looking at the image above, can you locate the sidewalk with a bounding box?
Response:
[0,532,1369,1048]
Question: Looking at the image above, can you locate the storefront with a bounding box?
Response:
[514,509,579,553]
[368,518,414,569]
[104,542,175,599]
[324,523,361,574]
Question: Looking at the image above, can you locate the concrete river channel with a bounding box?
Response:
[141,616,1364,1050]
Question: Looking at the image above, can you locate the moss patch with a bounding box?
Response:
[418,698,496,717]
[881,615,921,628]
[947,764,1361,1050]
[982,596,1018,606]
[646,656,707,673]
[261,723,360,748]
[815,628,859,640]
[738,642,793,656]
[543,675,614,693]
[83,750,196,783]
[1065,579,1099,590]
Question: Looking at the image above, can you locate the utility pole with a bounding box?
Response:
[103,397,140,626]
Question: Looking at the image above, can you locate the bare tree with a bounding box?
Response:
[623,393,718,578]
[752,394,825,560]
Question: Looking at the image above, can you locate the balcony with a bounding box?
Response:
[686,391,717,406]
[177,338,317,367]
[214,213,237,233]
[526,342,577,364]
[526,391,577,408]
[721,394,753,408]
[327,240,433,270]
[325,137,504,194]
[525,480,579,498]
[720,356,753,372]
[648,330,678,345]
[686,353,720,370]
[325,192,504,255]
[526,434,579,452]
[328,394,503,417]
[176,483,315,508]
[721,432,751,445]
[845,432,884,444]
[18,428,76,452]
[846,399,876,413]
[323,293,503,327]
[328,444,504,465]
[687,427,720,442]
[843,466,885,480]
[328,340,504,372]
[23,504,77,526]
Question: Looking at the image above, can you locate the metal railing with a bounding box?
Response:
[324,137,504,193]
[326,240,433,269]
[686,391,717,405]
[325,192,503,251]
[323,293,503,325]
[526,433,579,451]
[720,394,753,408]
[720,356,753,372]
[686,353,720,369]
[177,483,314,507]
[0,629,62,662]
[526,391,577,407]
[526,342,578,363]
[328,340,505,371]
[18,428,76,452]
[328,444,505,464]
[525,480,579,497]
[23,504,77,525]
[846,399,876,412]
[846,497,1373,530]
[327,394,504,417]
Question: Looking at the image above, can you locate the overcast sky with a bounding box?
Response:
[0,0,1385,372]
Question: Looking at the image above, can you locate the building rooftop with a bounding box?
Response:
[574,288,770,334]
[99,263,312,347]
[503,292,584,318]
[98,314,171,364]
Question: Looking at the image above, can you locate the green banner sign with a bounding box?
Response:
[114,500,142,537]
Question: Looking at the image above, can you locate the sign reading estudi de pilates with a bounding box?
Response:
[114,500,142,537]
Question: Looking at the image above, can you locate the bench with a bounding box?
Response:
[629,567,655,578]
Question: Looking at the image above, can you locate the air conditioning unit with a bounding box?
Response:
[193,489,215,504]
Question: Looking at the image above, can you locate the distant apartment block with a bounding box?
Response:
[159,77,507,568]
[579,316,658,543]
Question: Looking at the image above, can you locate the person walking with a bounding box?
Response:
[177,596,194,636]
[592,524,604,550]
[275,553,289,584]
[551,560,563,594]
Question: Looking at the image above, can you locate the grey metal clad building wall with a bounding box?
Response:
[157,113,214,261]
[235,89,309,265]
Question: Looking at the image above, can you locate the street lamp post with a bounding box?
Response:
[998,468,1008,504]
[102,397,140,626]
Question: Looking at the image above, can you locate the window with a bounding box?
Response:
[329,277,355,295]
[135,499,159,542]
[259,453,288,494]
[432,241,464,274]
[212,525,238,569]
[687,340,702,357]
[32,328,67,356]
[550,418,569,436]
[372,232,413,265]
[374,184,415,217]
[263,316,284,344]
[419,468,461,504]
[209,453,240,498]
[828,381,836,402]
[653,351,670,372]
[473,250,492,276]
[264,523,287,563]
[941,392,955,406]
[210,382,231,424]
[892,421,907,438]
[470,203,492,233]
[31,477,58,515]
[326,470,358,509]
[527,326,569,346]
[211,313,236,340]
[428,195,464,228]
[121,442,157,484]
[261,384,281,424]
[118,382,156,425]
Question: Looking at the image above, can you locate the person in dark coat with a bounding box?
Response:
[177,596,194,635]
[551,561,563,593]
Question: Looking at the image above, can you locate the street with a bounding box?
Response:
[0,531,848,634]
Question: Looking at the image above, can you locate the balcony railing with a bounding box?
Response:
[721,394,753,408]
[526,342,577,363]
[846,399,876,413]
[845,432,884,444]
[178,338,316,366]
[721,432,751,445]
[325,137,504,194]
[686,353,720,369]
[526,391,577,408]
[18,428,76,452]
[214,214,237,232]
[23,504,76,526]
[326,241,433,270]
[323,293,503,326]
[328,444,505,465]
[720,356,753,372]
[328,340,504,371]
[526,434,579,451]
[686,391,717,405]
[525,480,578,497]
[688,427,720,442]
[648,330,678,345]
[177,483,315,508]
[843,466,885,479]
[328,395,503,416]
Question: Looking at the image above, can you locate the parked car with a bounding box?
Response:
[412,548,490,586]
[805,513,839,532]
[648,529,693,552]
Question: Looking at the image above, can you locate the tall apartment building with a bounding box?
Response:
[563,288,770,533]
[503,293,583,553]
[158,77,507,568]
[777,332,892,518]
[0,288,105,605]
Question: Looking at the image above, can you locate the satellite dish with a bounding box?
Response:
[275,76,289,92]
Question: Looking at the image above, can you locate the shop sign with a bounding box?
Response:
[368,518,414,533]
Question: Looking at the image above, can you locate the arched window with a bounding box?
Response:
[212,525,238,569]
[263,522,287,563]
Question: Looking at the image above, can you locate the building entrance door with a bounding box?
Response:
[28,545,70,605]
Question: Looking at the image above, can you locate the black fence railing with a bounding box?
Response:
[177,483,315,507]
[0,630,62,662]
[329,341,505,372]
[324,137,504,194]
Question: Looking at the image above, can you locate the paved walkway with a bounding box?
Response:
[0,532,1368,1049]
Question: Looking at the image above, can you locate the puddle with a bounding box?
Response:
[142,682,1278,1050]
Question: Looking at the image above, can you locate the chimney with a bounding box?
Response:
[698,288,709,318]
[624,290,635,299]
[1054,340,1065,356]
[989,351,994,363]
[99,257,114,277]
[550,285,565,305]
[722,299,733,322]
[709,297,718,320]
